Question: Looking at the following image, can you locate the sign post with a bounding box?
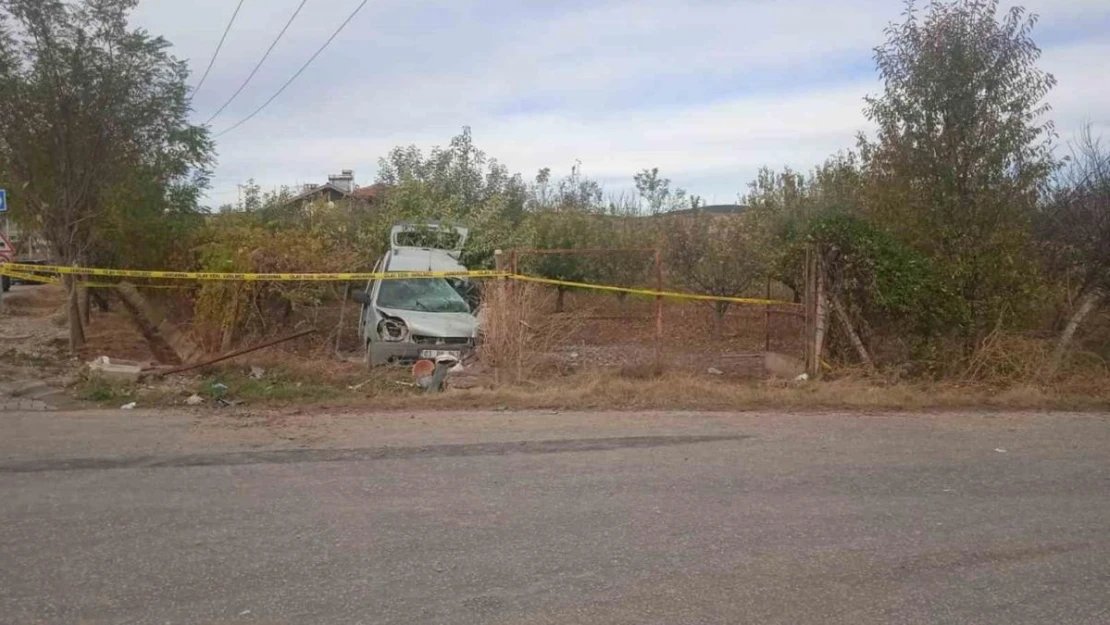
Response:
[0,190,8,306]
[0,190,7,307]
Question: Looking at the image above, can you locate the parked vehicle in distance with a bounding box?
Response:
[0,229,50,292]
[352,223,479,368]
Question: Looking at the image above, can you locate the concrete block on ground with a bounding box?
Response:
[87,356,144,382]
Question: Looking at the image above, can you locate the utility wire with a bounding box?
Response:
[192,0,247,97]
[204,0,310,125]
[214,0,369,138]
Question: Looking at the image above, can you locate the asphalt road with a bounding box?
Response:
[1,409,1109,624]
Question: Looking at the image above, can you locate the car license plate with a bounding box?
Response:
[420,349,459,359]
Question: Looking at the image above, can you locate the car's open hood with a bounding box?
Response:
[376,307,478,338]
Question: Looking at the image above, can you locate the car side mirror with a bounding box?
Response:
[351,290,372,304]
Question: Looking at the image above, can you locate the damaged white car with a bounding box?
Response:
[352,223,479,368]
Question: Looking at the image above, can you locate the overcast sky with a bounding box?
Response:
[130,0,1110,208]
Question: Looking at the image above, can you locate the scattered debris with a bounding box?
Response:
[347,379,372,391]
[120,402,137,410]
[794,372,809,382]
[248,366,266,380]
[88,356,144,382]
[707,367,724,376]
[994,448,1008,453]
[415,354,459,393]
[185,394,205,406]
[212,382,228,392]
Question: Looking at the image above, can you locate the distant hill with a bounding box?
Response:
[661,204,749,217]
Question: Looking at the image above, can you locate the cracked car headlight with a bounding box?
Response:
[377,317,409,342]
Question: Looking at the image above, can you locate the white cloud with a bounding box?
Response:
[129,0,1110,207]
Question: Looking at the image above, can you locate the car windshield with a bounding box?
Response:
[376,277,471,313]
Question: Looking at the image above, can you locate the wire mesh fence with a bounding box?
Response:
[493,248,806,379]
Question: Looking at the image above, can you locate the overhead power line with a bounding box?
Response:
[214,0,370,138]
[204,0,310,125]
[192,0,247,97]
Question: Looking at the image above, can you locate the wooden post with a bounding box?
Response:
[812,253,828,379]
[654,248,663,365]
[763,276,771,353]
[334,283,351,357]
[831,294,875,373]
[804,247,815,377]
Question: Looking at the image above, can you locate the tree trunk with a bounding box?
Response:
[831,294,875,374]
[65,276,86,353]
[78,284,91,327]
[1047,289,1102,378]
[711,301,729,339]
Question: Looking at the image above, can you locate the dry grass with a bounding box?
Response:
[477,282,587,383]
[11,282,1110,414]
[229,368,1110,413]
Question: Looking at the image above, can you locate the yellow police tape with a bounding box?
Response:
[0,262,506,282]
[0,267,62,285]
[0,262,799,306]
[509,274,798,307]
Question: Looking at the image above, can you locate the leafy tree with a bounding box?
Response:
[376,127,527,268]
[0,0,212,350]
[193,194,372,350]
[663,211,771,337]
[522,164,607,312]
[594,194,654,303]
[861,0,1057,349]
[744,155,865,301]
[524,208,602,312]
[807,214,952,367]
[634,167,700,214]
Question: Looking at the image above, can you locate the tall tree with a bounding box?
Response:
[0,0,212,350]
[376,127,528,268]
[634,167,698,214]
[861,0,1057,348]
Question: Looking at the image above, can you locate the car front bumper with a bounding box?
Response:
[368,340,474,367]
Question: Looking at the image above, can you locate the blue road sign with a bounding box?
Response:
[0,189,6,212]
